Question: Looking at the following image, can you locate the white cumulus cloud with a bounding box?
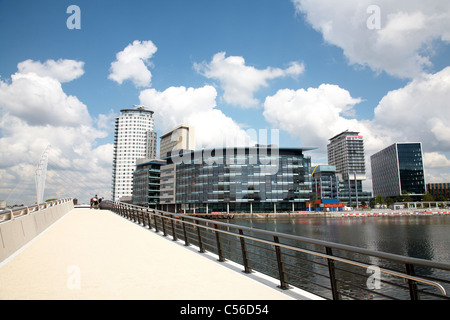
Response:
[292,0,450,78]
[0,60,113,205]
[108,40,157,88]
[0,72,91,127]
[195,52,304,108]
[263,84,371,150]
[139,85,253,149]
[373,66,450,150]
[17,59,85,83]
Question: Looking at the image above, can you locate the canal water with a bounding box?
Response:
[225,214,450,299]
[230,215,450,264]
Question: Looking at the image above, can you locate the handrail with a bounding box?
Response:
[0,198,73,224]
[159,213,448,295]
[104,200,450,300]
[141,208,448,296]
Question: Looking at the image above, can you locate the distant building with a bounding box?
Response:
[427,183,450,201]
[157,146,314,213]
[132,159,166,208]
[310,165,345,212]
[160,125,195,159]
[112,106,156,201]
[371,143,425,198]
[146,131,158,160]
[159,163,177,212]
[311,165,341,200]
[327,130,371,205]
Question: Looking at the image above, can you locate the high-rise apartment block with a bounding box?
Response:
[160,125,195,159]
[327,130,371,205]
[371,143,425,198]
[112,106,156,201]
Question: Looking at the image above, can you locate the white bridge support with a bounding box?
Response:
[35,145,51,205]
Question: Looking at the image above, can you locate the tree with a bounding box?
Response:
[422,192,434,202]
[386,197,394,207]
[401,190,412,202]
[375,194,384,205]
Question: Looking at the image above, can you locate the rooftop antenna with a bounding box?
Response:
[133,104,148,110]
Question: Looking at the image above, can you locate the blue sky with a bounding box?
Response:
[1,0,450,204]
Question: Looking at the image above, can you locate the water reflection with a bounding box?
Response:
[223,215,450,299]
[229,215,450,264]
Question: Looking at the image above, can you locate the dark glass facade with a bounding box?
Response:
[132,160,166,208]
[397,143,425,195]
[170,147,313,213]
[371,143,425,198]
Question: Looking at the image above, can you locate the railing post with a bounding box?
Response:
[182,217,190,246]
[171,217,178,241]
[406,263,420,300]
[196,220,205,253]
[132,207,137,223]
[135,207,141,224]
[239,229,252,273]
[160,213,167,236]
[125,205,130,219]
[140,208,145,226]
[214,224,225,262]
[273,236,289,290]
[326,247,340,300]
[154,211,159,233]
[146,209,152,229]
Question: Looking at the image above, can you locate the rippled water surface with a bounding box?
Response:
[230,215,450,264]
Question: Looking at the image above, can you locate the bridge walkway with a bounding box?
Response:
[0,208,317,300]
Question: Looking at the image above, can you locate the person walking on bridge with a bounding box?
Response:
[92,195,99,209]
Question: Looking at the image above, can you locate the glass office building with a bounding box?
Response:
[371,143,425,198]
[311,165,342,200]
[132,159,166,208]
[164,147,313,213]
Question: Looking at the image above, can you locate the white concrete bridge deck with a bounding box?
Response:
[0,208,318,300]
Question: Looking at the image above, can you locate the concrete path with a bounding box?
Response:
[0,208,317,300]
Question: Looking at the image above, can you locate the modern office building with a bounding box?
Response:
[371,143,426,198]
[311,165,341,200]
[427,183,450,201]
[157,146,313,213]
[160,125,195,159]
[146,131,158,159]
[111,106,156,201]
[327,131,371,205]
[159,163,177,211]
[132,158,166,207]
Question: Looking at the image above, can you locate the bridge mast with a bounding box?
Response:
[35,145,51,204]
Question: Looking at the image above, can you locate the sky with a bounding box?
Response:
[1,0,450,205]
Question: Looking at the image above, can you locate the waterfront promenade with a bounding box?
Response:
[0,208,318,300]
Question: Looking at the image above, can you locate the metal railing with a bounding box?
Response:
[0,199,73,224]
[102,200,450,300]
